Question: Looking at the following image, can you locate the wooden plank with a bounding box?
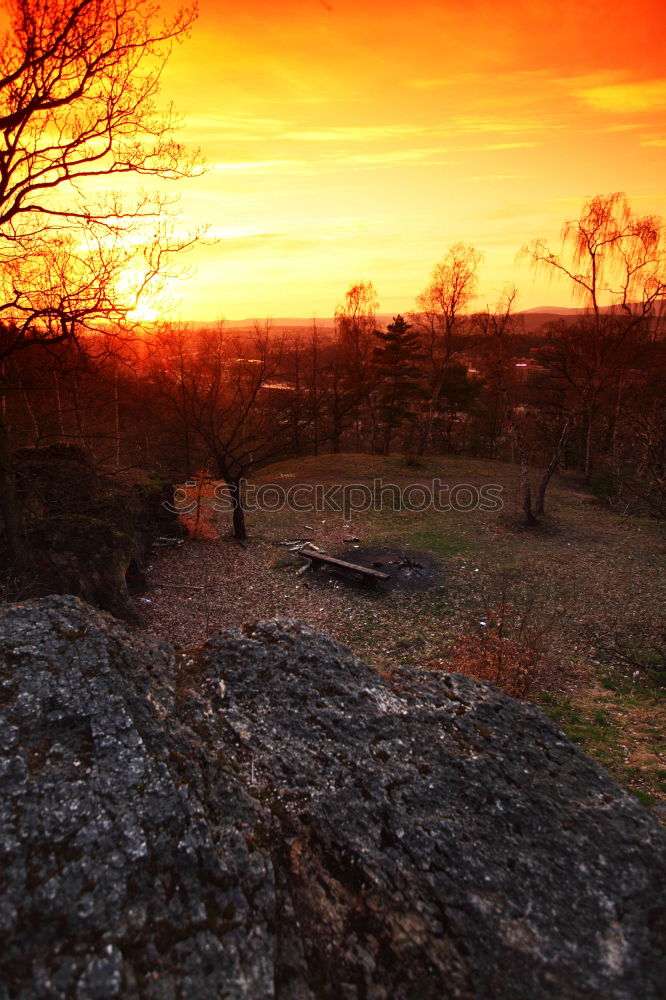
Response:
[297,548,390,581]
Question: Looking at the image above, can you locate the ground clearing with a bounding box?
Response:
[137,454,665,812]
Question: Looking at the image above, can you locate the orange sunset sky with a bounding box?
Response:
[153,0,666,321]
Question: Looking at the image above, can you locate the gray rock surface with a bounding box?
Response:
[0,597,664,999]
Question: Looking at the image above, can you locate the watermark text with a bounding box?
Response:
[164,478,504,521]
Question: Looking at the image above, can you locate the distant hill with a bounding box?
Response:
[221,317,336,330]
[517,309,582,333]
[220,308,582,330]
[188,305,658,334]
[520,306,585,314]
[214,309,576,335]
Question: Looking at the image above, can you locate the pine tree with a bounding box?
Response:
[372,315,423,454]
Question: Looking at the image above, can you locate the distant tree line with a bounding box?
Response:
[1,193,664,558]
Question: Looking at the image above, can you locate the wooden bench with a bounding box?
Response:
[297,547,390,584]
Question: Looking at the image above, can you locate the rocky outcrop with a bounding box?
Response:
[12,446,183,620]
[0,597,664,999]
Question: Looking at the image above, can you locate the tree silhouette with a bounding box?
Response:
[525,193,666,479]
[372,315,422,454]
[150,325,292,541]
[334,280,379,450]
[0,0,199,580]
[415,243,482,451]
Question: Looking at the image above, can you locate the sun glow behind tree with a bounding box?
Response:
[0,0,202,576]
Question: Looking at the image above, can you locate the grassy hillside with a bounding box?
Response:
[141,453,665,811]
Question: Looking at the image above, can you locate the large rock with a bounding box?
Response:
[0,597,664,999]
[13,446,183,621]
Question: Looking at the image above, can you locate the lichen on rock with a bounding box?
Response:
[0,597,664,999]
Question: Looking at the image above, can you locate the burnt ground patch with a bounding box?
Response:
[311,546,440,592]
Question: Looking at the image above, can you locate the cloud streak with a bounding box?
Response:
[574,79,666,114]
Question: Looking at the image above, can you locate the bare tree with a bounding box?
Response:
[0,0,200,338]
[414,243,482,451]
[0,0,199,578]
[527,194,664,326]
[525,193,666,479]
[151,325,293,541]
[505,407,571,525]
[334,280,379,450]
[416,243,482,362]
[474,286,519,457]
[334,281,379,367]
[476,287,571,525]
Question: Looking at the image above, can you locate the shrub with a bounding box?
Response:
[432,605,558,699]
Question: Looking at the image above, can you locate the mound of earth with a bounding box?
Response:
[0,596,664,999]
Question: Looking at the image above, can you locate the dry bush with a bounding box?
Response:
[177,472,220,540]
[180,509,219,541]
[428,566,579,698]
[433,605,559,698]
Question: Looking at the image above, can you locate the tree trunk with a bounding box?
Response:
[535,418,571,515]
[228,478,248,541]
[519,452,537,526]
[508,414,537,526]
[114,367,121,470]
[420,370,444,455]
[583,400,594,481]
[0,412,29,582]
[382,423,392,456]
[53,372,65,443]
[310,324,319,456]
[72,373,85,441]
[610,375,623,467]
[505,401,538,527]
[22,386,40,444]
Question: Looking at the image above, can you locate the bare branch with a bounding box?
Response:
[0,0,204,358]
